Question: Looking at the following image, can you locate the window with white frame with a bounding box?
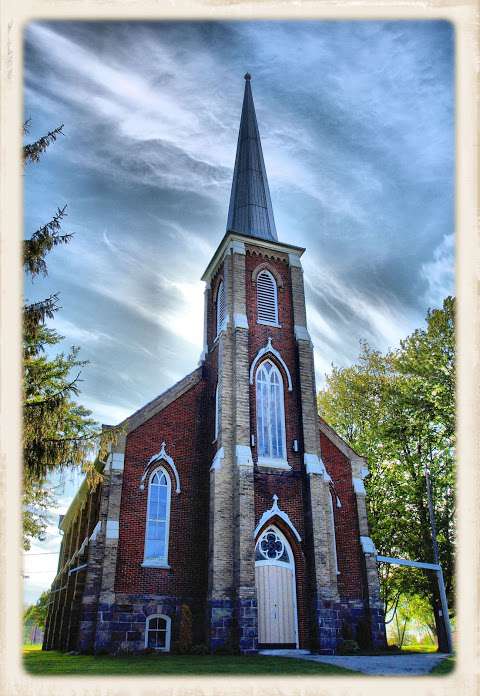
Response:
[256,360,286,462]
[256,270,278,325]
[145,614,171,651]
[144,468,171,566]
[214,382,220,440]
[328,491,339,574]
[215,279,226,336]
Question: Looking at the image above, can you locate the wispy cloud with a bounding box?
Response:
[421,233,455,308]
[23,19,454,602]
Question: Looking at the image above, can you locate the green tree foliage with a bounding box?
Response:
[23,122,116,548]
[24,590,51,631]
[318,297,455,642]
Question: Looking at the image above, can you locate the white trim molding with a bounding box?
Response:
[249,337,293,391]
[234,313,249,329]
[139,442,181,493]
[288,253,303,268]
[145,614,172,652]
[228,240,246,255]
[254,494,302,542]
[106,520,119,540]
[111,453,124,471]
[236,445,253,468]
[352,477,366,495]
[360,536,377,554]
[304,452,330,481]
[89,520,101,542]
[257,457,291,470]
[210,447,225,472]
[294,325,311,342]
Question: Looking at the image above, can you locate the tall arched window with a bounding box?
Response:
[256,360,287,464]
[143,467,171,567]
[215,280,226,336]
[256,270,278,325]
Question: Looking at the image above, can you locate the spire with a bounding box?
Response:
[226,74,278,241]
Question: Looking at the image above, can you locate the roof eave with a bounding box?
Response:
[201,230,305,284]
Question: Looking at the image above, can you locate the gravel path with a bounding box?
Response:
[259,649,450,675]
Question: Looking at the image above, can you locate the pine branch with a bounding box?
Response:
[24,373,82,408]
[23,124,64,164]
[23,294,60,337]
[24,206,72,278]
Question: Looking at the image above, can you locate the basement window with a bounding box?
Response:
[145,614,171,651]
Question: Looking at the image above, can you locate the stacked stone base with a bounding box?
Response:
[65,591,385,655]
[316,598,387,653]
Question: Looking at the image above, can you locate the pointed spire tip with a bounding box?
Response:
[244,72,251,81]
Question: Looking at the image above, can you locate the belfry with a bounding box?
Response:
[43,75,386,655]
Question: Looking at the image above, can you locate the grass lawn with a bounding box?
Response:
[430,656,455,675]
[23,645,358,676]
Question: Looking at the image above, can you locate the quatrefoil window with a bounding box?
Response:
[256,530,289,562]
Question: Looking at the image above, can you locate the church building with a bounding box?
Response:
[43,74,386,655]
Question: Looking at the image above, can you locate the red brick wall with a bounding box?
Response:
[321,431,366,601]
[115,378,210,597]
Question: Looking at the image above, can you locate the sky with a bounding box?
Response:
[22,20,454,605]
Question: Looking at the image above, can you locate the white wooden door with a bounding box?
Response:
[255,527,298,646]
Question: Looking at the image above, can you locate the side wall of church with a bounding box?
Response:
[107,377,211,651]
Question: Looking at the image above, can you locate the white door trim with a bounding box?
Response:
[255,525,299,648]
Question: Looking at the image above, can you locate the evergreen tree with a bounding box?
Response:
[23,122,115,549]
[318,297,455,651]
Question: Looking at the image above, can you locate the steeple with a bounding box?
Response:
[226,73,278,242]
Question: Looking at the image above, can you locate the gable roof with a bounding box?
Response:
[318,415,366,466]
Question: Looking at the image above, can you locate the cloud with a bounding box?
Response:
[420,233,455,308]
[23,19,454,604]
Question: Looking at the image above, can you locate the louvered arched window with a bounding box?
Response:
[144,468,171,566]
[215,280,226,336]
[256,270,278,325]
[256,359,286,463]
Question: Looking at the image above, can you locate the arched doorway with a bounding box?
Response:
[255,526,299,648]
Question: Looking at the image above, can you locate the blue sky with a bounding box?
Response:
[23,20,454,604]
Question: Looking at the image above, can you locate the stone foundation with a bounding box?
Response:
[238,597,257,653]
[315,598,385,653]
[208,598,235,652]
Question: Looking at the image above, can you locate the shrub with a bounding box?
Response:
[175,604,193,654]
[213,644,237,656]
[341,620,353,641]
[337,639,360,655]
[190,643,210,655]
[356,618,371,649]
[142,647,157,655]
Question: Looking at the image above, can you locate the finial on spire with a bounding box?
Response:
[244,72,251,81]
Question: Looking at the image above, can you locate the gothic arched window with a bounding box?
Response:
[256,270,278,325]
[144,468,171,566]
[256,360,287,463]
[215,280,226,337]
